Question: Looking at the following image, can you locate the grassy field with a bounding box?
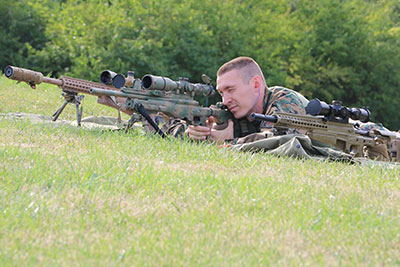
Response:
[1,76,400,266]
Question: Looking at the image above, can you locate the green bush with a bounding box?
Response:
[0,0,47,70]
[285,0,400,127]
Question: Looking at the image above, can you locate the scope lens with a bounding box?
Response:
[100,70,119,85]
[306,99,331,116]
[4,66,13,78]
[142,75,152,89]
[100,71,112,85]
[349,108,370,123]
[112,74,126,89]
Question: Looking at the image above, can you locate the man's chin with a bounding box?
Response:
[234,112,255,120]
[232,112,246,119]
[229,107,248,119]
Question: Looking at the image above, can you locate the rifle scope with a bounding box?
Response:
[141,75,215,97]
[100,70,125,89]
[306,98,370,123]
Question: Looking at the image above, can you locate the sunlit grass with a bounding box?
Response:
[1,77,400,265]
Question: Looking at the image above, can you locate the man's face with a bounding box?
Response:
[216,69,259,119]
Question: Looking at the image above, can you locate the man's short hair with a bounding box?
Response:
[217,56,265,84]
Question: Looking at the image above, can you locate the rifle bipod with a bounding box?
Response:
[52,92,85,126]
[125,103,166,138]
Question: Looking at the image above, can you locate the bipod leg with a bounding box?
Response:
[74,95,85,126]
[52,93,84,125]
[134,103,166,138]
[52,100,69,122]
[75,102,83,126]
[117,109,122,125]
[108,96,122,126]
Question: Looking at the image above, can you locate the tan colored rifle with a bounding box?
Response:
[251,99,397,160]
[4,66,229,136]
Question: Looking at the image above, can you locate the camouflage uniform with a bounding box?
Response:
[264,86,309,115]
[258,86,308,133]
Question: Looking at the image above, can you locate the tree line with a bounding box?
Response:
[1,0,399,129]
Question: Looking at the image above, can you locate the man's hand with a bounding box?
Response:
[186,116,234,143]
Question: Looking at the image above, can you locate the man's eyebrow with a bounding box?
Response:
[217,85,235,91]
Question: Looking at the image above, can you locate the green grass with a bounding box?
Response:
[1,77,400,266]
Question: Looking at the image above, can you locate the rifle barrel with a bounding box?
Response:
[250,113,278,123]
[4,66,63,86]
[89,87,132,98]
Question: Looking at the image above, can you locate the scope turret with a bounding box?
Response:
[141,74,215,97]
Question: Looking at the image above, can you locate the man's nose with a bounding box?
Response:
[222,95,231,105]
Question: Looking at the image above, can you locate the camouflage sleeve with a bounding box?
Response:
[265,87,307,115]
[261,87,308,134]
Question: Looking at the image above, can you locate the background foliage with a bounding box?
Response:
[1,0,399,129]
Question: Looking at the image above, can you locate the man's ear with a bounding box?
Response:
[251,75,262,92]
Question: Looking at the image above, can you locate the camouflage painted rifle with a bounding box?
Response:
[89,74,230,137]
[251,99,397,158]
[4,66,230,136]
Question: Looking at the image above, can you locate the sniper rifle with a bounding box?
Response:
[250,99,397,159]
[4,66,230,136]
